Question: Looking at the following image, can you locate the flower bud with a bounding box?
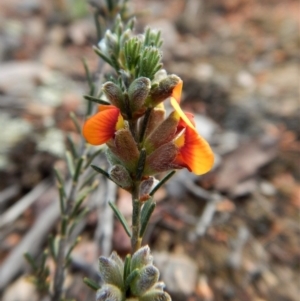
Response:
[147,74,181,107]
[140,177,158,197]
[99,256,123,289]
[107,129,140,172]
[131,246,153,271]
[109,165,133,189]
[128,77,151,118]
[144,142,178,175]
[142,107,165,139]
[110,251,124,275]
[96,284,123,301]
[139,290,171,301]
[105,30,118,52]
[102,82,124,109]
[144,111,179,152]
[130,265,159,297]
[153,69,167,82]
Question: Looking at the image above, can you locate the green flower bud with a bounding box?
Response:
[102,82,124,109]
[107,129,140,172]
[128,77,151,118]
[131,246,153,271]
[110,251,124,276]
[130,265,159,297]
[99,256,123,289]
[147,74,181,107]
[109,165,133,189]
[144,142,178,176]
[139,290,171,301]
[96,284,123,301]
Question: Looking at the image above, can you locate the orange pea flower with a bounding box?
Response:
[83,105,124,145]
[170,82,214,175]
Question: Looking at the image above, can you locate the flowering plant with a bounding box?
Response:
[82,14,214,301]
[24,1,214,300]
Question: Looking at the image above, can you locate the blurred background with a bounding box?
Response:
[0,0,299,300]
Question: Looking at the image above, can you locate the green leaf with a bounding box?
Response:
[76,183,97,204]
[68,208,90,236]
[84,147,104,169]
[83,277,100,291]
[67,134,78,159]
[48,235,57,260]
[65,237,81,267]
[70,112,82,134]
[79,171,97,190]
[125,268,139,290]
[58,185,66,213]
[123,254,131,282]
[54,167,64,187]
[91,164,110,179]
[93,46,113,66]
[83,94,111,106]
[73,156,84,182]
[66,151,75,178]
[140,198,156,238]
[136,149,147,181]
[82,58,95,97]
[109,201,132,237]
[71,194,86,218]
[24,252,38,271]
[61,216,68,236]
[150,170,176,196]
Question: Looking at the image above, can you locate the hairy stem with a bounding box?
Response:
[131,182,142,253]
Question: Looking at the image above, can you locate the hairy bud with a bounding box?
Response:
[96,284,123,301]
[128,77,151,118]
[109,165,133,189]
[102,82,124,109]
[147,74,181,107]
[130,265,159,296]
[107,129,140,172]
[131,245,153,271]
[99,256,123,289]
[144,143,178,176]
[140,177,158,197]
[139,290,172,301]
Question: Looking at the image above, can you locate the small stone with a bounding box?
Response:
[153,252,197,297]
[3,277,38,301]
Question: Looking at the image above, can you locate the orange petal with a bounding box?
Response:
[171,80,183,103]
[175,126,214,175]
[83,107,121,145]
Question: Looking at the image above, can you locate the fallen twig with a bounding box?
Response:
[0,199,60,290]
[0,184,20,211]
[0,179,52,228]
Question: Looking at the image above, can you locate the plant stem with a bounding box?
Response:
[52,182,77,301]
[131,182,142,253]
